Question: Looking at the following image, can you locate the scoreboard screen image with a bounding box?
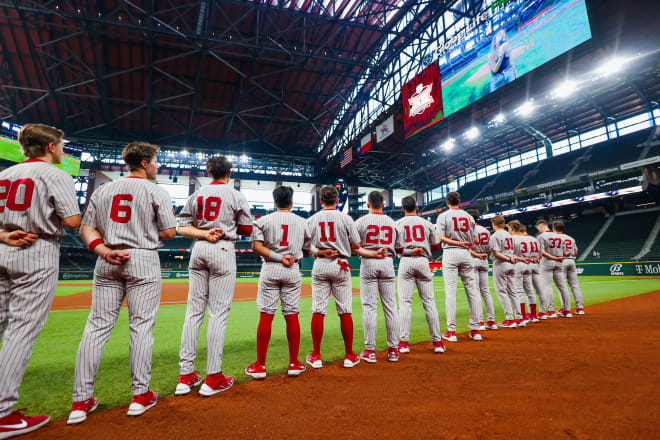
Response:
[439,0,592,118]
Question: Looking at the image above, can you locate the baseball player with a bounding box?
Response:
[305,186,382,369]
[536,220,572,318]
[436,192,482,341]
[0,124,80,437]
[395,196,445,354]
[521,225,544,320]
[355,191,400,362]
[489,215,525,328]
[245,185,323,379]
[561,229,585,315]
[466,209,498,331]
[69,142,176,424]
[509,221,534,324]
[175,156,252,397]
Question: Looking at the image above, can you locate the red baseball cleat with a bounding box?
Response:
[387,347,399,362]
[199,372,234,397]
[538,312,547,320]
[360,349,377,363]
[245,362,267,380]
[343,352,360,368]
[469,330,483,341]
[499,320,518,328]
[516,319,527,327]
[575,308,585,315]
[478,321,487,331]
[0,410,49,437]
[442,331,458,342]
[175,371,203,395]
[397,341,410,353]
[67,397,98,425]
[305,353,322,369]
[433,340,446,353]
[287,361,306,377]
[486,321,499,330]
[127,390,158,416]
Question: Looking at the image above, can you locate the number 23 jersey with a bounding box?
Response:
[354,212,397,258]
[83,177,176,249]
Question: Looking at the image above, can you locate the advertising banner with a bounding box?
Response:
[402,61,444,139]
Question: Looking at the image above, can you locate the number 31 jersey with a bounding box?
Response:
[83,176,176,249]
[178,182,252,242]
[435,209,475,249]
[354,212,397,258]
[0,160,79,237]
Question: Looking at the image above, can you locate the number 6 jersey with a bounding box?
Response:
[82,176,176,249]
[0,159,79,237]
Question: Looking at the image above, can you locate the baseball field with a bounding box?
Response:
[14,274,660,438]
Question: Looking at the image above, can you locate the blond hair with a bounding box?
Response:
[18,123,64,158]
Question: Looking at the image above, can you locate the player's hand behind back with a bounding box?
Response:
[205,227,225,243]
[281,255,296,267]
[105,249,130,265]
[411,247,424,256]
[2,230,38,248]
[317,248,338,259]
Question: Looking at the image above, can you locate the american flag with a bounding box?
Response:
[340,148,352,168]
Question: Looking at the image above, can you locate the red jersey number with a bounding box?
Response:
[520,241,528,254]
[0,178,35,213]
[478,233,489,246]
[531,241,539,253]
[452,217,470,232]
[280,224,289,247]
[365,225,393,245]
[318,221,336,242]
[110,194,133,223]
[504,237,513,250]
[404,225,425,243]
[196,196,222,221]
[548,238,562,249]
[564,239,572,250]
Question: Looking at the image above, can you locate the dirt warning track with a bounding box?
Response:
[36,290,660,439]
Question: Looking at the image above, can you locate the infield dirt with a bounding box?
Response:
[36,290,660,439]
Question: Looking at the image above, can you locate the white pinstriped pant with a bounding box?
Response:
[179,240,236,376]
[311,258,353,315]
[472,258,495,323]
[530,264,546,309]
[540,259,570,312]
[442,248,481,331]
[492,260,523,321]
[397,257,441,342]
[360,258,399,350]
[257,262,301,315]
[516,262,536,305]
[73,249,161,401]
[0,238,59,417]
[563,259,584,309]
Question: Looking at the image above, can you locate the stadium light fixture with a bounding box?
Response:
[182,150,189,157]
[465,127,480,140]
[552,80,578,99]
[493,113,506,124]
[595,56,628,77]
[240,154,249,163]
[515,101,535,118]
[441,138,455,153]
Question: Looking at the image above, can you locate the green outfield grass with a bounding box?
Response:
[16,276,659,420]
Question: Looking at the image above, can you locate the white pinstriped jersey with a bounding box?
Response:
[354,212,397,258]
[436,209,475,249]
[82,177,176,249]
[473,224,491,254]
[523,235,541,259]
[513,235,531,258]
[562,234,578,259]
[307,208,360,259]
[489,230,515,257]
[178,182,252,241]
[394,215,439,259]
[0,160,79,237]
[252,211,311,262]
[537,231,565,258]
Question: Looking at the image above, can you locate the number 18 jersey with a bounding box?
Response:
[82,177,176,249]
[435,209,475,249]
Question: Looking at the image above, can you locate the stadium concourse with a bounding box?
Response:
[0,0,659,439]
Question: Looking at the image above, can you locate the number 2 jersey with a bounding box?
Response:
[83,176,176,249]
[473,224,491,254]
[252,211,311,262]
[0,159,79,237]
[435,208,475,249]
[395,215,440,259]
[178,182,252,241]
[354,212,397,258]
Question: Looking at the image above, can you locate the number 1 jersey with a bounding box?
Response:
[82,177,176,249]
[252,211,311,262]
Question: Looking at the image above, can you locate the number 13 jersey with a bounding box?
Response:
[83,176,176,249]
[435,209,475,249]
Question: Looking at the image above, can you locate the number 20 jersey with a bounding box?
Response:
[178,182,252,242]
[83,177,176,249]
[0,160,79,237]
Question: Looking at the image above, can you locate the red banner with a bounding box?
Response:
[402,61,444,139]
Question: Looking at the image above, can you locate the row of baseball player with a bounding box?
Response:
[0,124,583,438]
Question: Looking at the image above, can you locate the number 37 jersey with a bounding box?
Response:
[82,177,176,249]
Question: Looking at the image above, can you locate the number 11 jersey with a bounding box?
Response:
[306,208,360,260]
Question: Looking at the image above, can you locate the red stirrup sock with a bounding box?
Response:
[256,313,274,366]
[531,304,537,315]
[339,313,354,355]
[311,313,325,356]
[284,313,301,363]
[520,303,527,318]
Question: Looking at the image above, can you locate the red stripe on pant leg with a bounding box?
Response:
[340,313,354,355]
[256,313,274,366]
[284,314,300,363]
[311,313,324,356]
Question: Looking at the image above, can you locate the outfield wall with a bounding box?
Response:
[58,260,660,280]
